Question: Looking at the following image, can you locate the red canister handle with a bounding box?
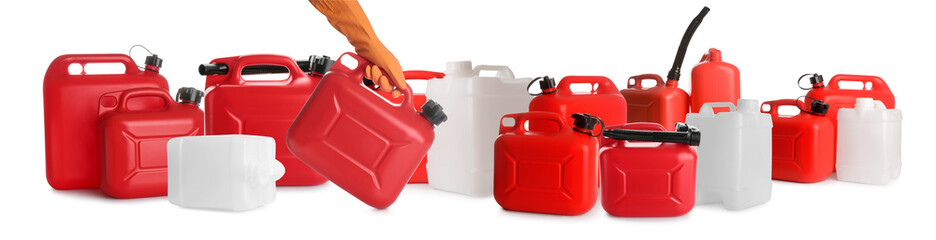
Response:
[229,54,308,85]
[627,74,665,89]
[827,74,891,92]
[333,52,414,108]
[557,76,619,95]
[51,54,139,75]
[761,99,802,117]
[499,112,565,135]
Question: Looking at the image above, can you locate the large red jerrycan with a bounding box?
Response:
[44,54,169,190]
[402,70,446,183]
[202,54,333,186]
[599,122,699,217]
[529,76,628,129]
[97,87,205,198]
[620,74,689,131]
[493,112,601,215]
[690,48,740,113]
[761,99,834,183]
[286,52,447,209]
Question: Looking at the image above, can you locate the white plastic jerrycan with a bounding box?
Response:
[685,99,773,210]
[425,61,533,197]
[836,98,902,185]
[167,135,285,211]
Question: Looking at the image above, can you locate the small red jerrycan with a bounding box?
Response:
[202,54,333,186]
[620,7,707,130]
[286,52,447,209]
[402,70,446,183]
[44,53,169,190]
[761,99,834,183]
[97,87,205,198]
[529,76,628,129]
[599,122,700,217]
[494,112,601,215]
[620,74,689,131]
[690,48,740,113]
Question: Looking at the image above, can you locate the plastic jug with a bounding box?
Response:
[529,76,628,129]
[620,7,708,130]
[168,135,285,211]
[202,54,332,186]
[761,99,835,183]
[835,98,902,185]
[44,53,169,190]
[689,48,740,113]
[286,52,447,209]
[402,70,446,183]
[425,61,534,196]
[599,122,700,217]
[494,112,601,215]
[802,74,896,170]
[97,87,205,198]
[685,99,772,210]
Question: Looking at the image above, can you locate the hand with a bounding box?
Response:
[360,42,406,98]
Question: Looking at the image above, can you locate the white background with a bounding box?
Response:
[1,0,933,239]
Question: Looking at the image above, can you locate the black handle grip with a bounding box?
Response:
[667,6,710,81]
[198,55,334,76]
[603,123,701,146]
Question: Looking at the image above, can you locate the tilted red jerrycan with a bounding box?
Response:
[529,76,628,130]
[202,54,333,186]
[690,48,740,113]
[44,53,169,190]
[494,112,601,215]
[620,7,708,130]
[97,87,205,198]
[761,99,834,183]
[599,122,700,217]
[402,70,446,183]
[286,52,447,209]
[801,73,895,170]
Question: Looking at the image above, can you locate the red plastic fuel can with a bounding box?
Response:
[599,122,698,217]
[620,74,689,131]
[761,99,834,183]
[202,54,333,186]
[529,76,628,128]
[690,48,740,113]
[402,70,446,183]
[97,87,205,198]
[493,112,601,215]
[286,52,447,209]
[44,54,169,190]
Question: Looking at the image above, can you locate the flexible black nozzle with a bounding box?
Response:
[666,6,710,81]
[198,55,335,76]
[603,122,701,146]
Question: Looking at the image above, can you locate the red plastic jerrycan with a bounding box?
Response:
[494,112,601,215]
[619,7,707,130]
[599,122,700,217]
[529,76,628,129]
[286,52,447,209]
[202,54,334,186]
[402,70,446,183]
[690,48,740,113]
[761,99,834,183]
[97,87,205,198]
[620,74,689,131]
[804,74,895,125]
[44,53,169,190]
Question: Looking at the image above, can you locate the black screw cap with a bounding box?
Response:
[145,54,163,69]
[176,87,205,106]
[310,55,334,75]
[810,99,830,115]
[571,113,599,130]
[420,99,447,127]
[539,76,556,93]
